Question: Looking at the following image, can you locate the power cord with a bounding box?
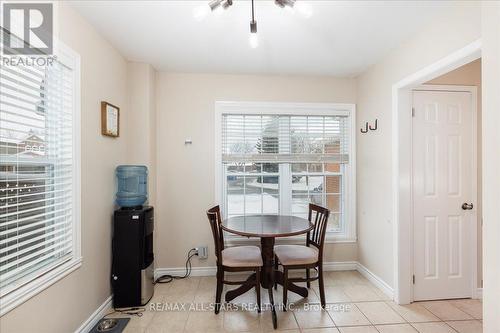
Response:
[154,248,197,284]
[105,307,145,318]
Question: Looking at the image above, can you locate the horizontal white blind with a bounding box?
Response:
[222,114,350,163]
[0,55,75,294]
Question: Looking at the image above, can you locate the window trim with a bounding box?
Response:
[0,40,82,316]
[214,101,356,243]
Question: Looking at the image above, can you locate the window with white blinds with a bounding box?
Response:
[0,45,81,308]
[222,114,350,163]
[216,102,356,240]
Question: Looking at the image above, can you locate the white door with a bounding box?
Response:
[412,89,475,301]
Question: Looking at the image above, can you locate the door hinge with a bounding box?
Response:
[412,107,415,117]
[412,275,415,284]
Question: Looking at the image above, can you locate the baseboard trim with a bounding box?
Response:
[154,266,217,279]
[155,261,359,280]
[356,263,394,299]
[475,288,483,299]
[75,295,112,333]
[323,261,358,271]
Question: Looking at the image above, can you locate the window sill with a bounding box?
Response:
[0,257,82,316]
[226,234,357,246]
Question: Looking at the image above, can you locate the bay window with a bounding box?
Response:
[216,102,356,241]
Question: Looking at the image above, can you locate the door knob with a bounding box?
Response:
[462,203,474,210]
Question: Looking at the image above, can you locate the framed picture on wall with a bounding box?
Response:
[101,101,120,137]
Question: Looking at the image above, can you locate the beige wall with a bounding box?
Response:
[356,3,482,287]
[426,59,483,287]
[0,3,132,332]
[155,73,358,269]
[127,62,157,205]
[480,1,500,331]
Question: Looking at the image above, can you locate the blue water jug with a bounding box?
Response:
[116,165,148,207]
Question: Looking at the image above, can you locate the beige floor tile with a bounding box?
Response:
[193,287,216,304]
[343,285,385,302]
[293,307,335,329]
[109,311,155,330]
[344,271,373,286]
[448,299,483,319]
[161,287,197,303]
[223,310,262,332]
[338,326,379,333]
[355,302,405,325]
[324,272,354,287]
[225,286,263,306]
[420,301,473,321]
[260,309,299,332]
[387,301,440,323]
[148,292,166,305]
[446,320,483,333]
[370,287,392,301]
[327,303,371,327]
[123,325,145,333]
[154,283,172,295]
[173,276,201,288]
[184,310,224,333]
[375,323,418,333]
[302,328,340,333]
[125,276,486,333]
[411,322,457,333]
[325,271,371,287]
[155,277,200,295]
[315,286,351,303]
[147,310,189,332]
[274,284,321,306]
[197,276,217,291]
[157,278,200,303]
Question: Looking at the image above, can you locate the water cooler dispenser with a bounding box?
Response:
[111,166,154,308]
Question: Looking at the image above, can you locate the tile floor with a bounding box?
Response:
[106,270,482,333]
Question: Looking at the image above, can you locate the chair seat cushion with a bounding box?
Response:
[222,246,263,267]
[274,245,318,266]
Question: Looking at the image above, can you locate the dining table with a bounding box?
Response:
[221,214,314,329]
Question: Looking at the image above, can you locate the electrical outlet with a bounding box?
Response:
[195,246,208,259]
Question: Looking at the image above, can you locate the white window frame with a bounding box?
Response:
[214,101,356,243]
[0,41,82,316]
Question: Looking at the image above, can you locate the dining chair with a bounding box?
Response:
[206,205,263,314]
[274,203,330,309]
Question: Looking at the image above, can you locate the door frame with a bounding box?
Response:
[411,84,478,301]
[392,39,482,304]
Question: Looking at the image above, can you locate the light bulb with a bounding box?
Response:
[249,33,259,49]
[193,5,209,21]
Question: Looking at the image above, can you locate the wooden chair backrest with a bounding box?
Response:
[306,203,330,261]
[206,205,224,265]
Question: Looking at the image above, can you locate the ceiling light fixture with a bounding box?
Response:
[209,0,233,11]
[249,33,259,49]
[249,0,258,48]
[275,0,295,8]
[223,0,233,9]
[208,0,301,48]
[193,5,210,21]
[250,0,257,33]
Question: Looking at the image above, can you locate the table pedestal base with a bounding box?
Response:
[224,237,309,329]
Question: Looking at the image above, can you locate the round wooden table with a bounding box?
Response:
[221,215,313,329]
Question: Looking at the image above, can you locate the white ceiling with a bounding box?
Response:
[69,1,450,77]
